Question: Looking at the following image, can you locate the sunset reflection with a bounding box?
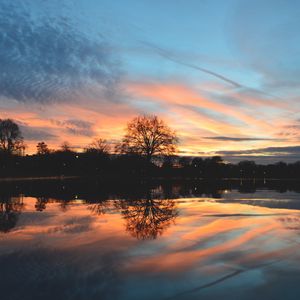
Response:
[0,195,24,233]
[1,184,300,300]
[116,198,178,240]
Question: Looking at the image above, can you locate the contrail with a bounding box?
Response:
[140,41,242,88]
[141,41,282,100]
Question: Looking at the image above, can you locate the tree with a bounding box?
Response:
[238,160,256,178]
[210,156,224,164]
[118,115,178,161]
[162,155,177,169]
[178,156,191,168]
[36,141,50,155]
[0,119,25,155]
[60,141,72,152]
[84,138,110,154]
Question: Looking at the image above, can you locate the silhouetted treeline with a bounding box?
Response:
[2,117,300,179]
[1,151,300,179]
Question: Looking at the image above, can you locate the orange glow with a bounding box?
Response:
[126,82,273,131]
[3,196,300,281]
[2,80,298,155]
[124,202,296,273]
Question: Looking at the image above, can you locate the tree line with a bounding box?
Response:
[0,115,178,158]
[1,116,300,179]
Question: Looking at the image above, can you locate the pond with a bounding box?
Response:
[1,179,300,300]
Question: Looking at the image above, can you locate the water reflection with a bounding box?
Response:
[1,180,300,299]
[0,195,24,232]
[87,196,179,240]
[35,196,48,211]
[117,198,178,240]
[88,199,112,215]
[1,179,300,236]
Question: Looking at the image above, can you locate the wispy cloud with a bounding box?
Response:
[231,0,300,91]
[50,119,95,137]
[205,136,285,142]
[216,146,300,156]
[140,41,242,88]
[140,41,283,101]
[127,81,274,131]
[0,1,120,104]
[20,125,57,141]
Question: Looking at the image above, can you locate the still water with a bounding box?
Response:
[1,179,300,300]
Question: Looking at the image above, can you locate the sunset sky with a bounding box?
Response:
[1,0,300,163]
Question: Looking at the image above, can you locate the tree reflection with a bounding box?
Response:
[58,199,73,212]
[35,196,49,211]
[88,200,111,215]
[116,198,178,240]
[0,195,24,232]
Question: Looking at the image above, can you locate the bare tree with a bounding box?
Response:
[84,138,110,154]
[60,141,72,152]
[0,119,25,155]
[36,141,50,155]
[118,115,178,161]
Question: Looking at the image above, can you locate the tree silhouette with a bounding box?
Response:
[210,156,224,164]
[117,115,178,161]
[178,156,191,168]
[36,141,50,155]
[84,138,110,155]
[60,141,72,152]
[0,119,25,155]
[116,197,178,240]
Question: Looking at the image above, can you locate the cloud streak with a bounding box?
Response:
[140,41,242,88]
[205,136,285,142]
[216,146,300,156]
[50,119,95,136]
[127,82,274,132]
[20,125,57,141]
[140,41,284,101]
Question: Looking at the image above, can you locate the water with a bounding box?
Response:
[1,179,300,300]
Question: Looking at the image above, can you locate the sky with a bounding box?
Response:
[1,0,300,163]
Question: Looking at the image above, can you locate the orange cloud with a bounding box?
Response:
[126,82,274,131]
[1,79,298,156]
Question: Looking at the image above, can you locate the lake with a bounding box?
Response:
[1,179,300,300]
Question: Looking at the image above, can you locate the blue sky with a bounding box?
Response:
[1,0,300,162]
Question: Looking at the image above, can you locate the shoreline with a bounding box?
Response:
[0,175,300,182]
[0,175,80,182]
